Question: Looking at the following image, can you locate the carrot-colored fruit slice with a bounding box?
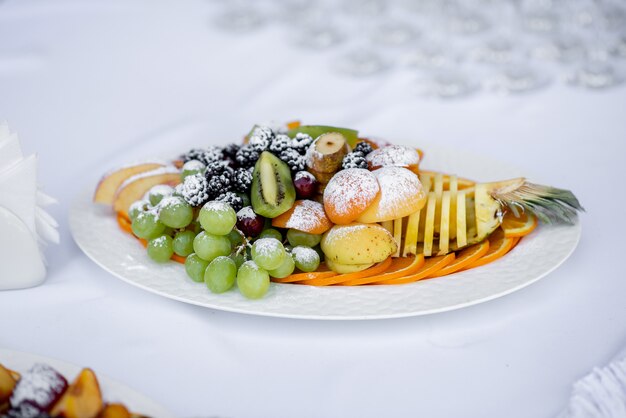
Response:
[297,257,393,286]
[501,211,538,238]
[464,229,515,269]
[340,255,425,286]
[428,241,490,278]
[372,254,455,285]
[272,264,336,283]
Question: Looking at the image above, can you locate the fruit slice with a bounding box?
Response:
[321,223,397,266]
[305,133,350,173]
[11,363,68,413]
[112,167,180,217]
[438,191,451,255]
[433,173,444,234]
[272,200,332,234]
[418,171,475,189]
[251,151,296,218]
[393,218,403,257]
[323,168,380,225]
[356,167,427,223]
[93,162,164,205]
[372,253,455,285]
[0,364,17,404]
[501,210,538,238]
[402,175,433,256]
[98,404,131,418]
[422,192,437,256]
[428,240,490,278]
[365,145,422,173]
[456,190,467,248]
[271,264,337,283]
[341,255,425,286]
[325,259,374,274]
[296,257,392,286]
[50,368,103,418]
[464,228,516,269]
[287,125,359,147]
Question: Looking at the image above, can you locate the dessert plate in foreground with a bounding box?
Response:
[70,140,581,320]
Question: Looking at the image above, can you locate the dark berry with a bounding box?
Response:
[342,151,368,170]
[207,175,232,198]
[354,141,373,156]
[236,145,260,168]
[291,132,313,154]
[181,173,210,207]
[293,171,318,199]
[180,148,206,163]
[236,206,264,237]
[248,126,274,152]
[215,191,244,212]
[268,134,291,154]
[279,148,305,172]
[10,364,68,414]
[223,143,241,160]
[233,168,253,193]
[205,160,234,182]
[199,146,224,165]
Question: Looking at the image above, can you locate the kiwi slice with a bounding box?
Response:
[251,152,296,218]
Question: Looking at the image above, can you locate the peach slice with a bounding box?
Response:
[323,168,380,225]
[366,145,422,173]
[0,364,17,404]
[98,404,131,418]
[93,162,164,205]
[356,167,427,223]
[112,167,180,217]
[272,200,333,234]
[50,368,103,418]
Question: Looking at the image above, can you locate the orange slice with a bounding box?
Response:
[340,255,425,286]
[272,264,337,283]
[428,240,490,278]
[464,229,516,269]
[373,253,455,285]
[501,211,538,238]
[297,257,392,286]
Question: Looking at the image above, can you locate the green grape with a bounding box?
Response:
[131,211,166,240]
[157,196,193,229]
[128,200,150,221]
[205,256,237,293]
[230,252,246,268]
[259,228,282,241]
[198,201,237,236]
[172,230,196,257]
[287,229,322,247]
[237,192,251,208]
[193,231,231,262]
[185,253,210,283]
[268,253,295,279]
[237,260,270,299]
[292,246,320,272]
[147,185,174,206]
[147,235,174,262]
[251,238,285,270]
[228,229,243,248]
[181,160,206,179]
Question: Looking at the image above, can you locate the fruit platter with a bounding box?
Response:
[70,122,583,319]
[0,349,173,418]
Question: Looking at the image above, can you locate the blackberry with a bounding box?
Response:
[207,175,232,198]
[354,141,373,156]
[235,145,260,168]
[204,160,234,182]
[268,134,291,154]
[181,173,210,207]
[279,148,305,172]
[291,132,313,154]
[181,148,206,163]
[342,151,368,170]
[233,167,253,193]
[215,191,244,212]
[248,126,274,152]
[223,143,240,160]
[200,146,224,165]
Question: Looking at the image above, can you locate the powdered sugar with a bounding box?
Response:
[10,363,68,410]
[146,184,174,201]
[182,160,206,172]
[237,206,257,220]
[291,246,319,265]
[370,166,422,219]
[323,168,379,217]
[282,200,329,233]
[366,145,421,169]
[253,238,283,257]
[119,166,180,191]
[201,200,231,213]
[157,195,185,210]
[321,223,371,248]
[294,171,316,182]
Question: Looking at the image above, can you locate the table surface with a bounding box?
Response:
[1,1,625,417]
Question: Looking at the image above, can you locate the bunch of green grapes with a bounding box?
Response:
[129,185,322,300]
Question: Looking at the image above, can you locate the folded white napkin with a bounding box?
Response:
[0,122,58,289]
[559,346,626,418]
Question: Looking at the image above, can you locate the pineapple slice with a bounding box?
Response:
[403,210,420,256]
[393,218,403,257]
[381,220,393,234]
[433,173,444,234]
[456,190,467,248]
[449,175,458,240]
[423,192,437,256]
[438,191,451,255]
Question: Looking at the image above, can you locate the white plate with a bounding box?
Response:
[0,348,175,417]
[69,144,581,320]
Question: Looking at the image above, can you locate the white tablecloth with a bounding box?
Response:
[1,1,625,417]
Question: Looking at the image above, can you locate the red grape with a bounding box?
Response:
[236,206,264,237]
[293,171,318,199]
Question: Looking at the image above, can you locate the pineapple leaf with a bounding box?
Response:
[492,181,584,225]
